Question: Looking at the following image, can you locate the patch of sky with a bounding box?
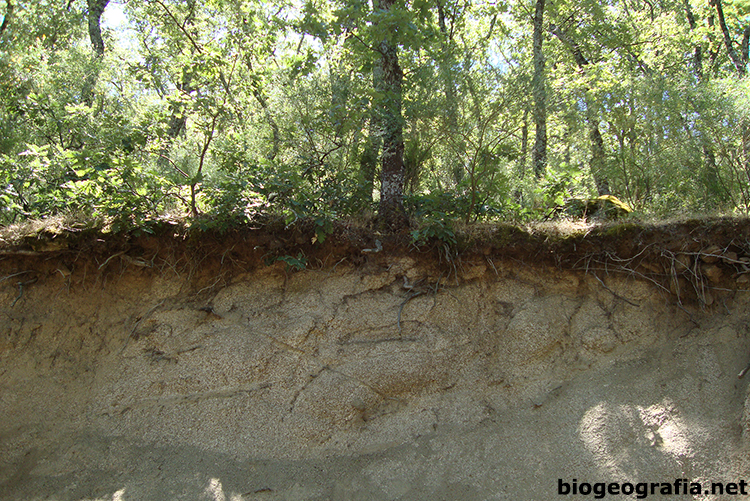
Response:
[102,1,139,55]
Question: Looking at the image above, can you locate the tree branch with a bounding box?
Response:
[153,0,203,54]
[712,0,746,75]
[549,24,589,67]
[155,153,189,178]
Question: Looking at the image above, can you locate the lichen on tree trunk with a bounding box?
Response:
[375,0,408,231]
[531,0,547,179]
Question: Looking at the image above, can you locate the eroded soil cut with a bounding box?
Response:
[2,218,750,500]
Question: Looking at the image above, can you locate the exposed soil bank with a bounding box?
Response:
[2,219,750,500]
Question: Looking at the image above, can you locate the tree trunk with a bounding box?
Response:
[436,0,458,133]
[685,0,724,203]
[82,0,109,106]
[87,0,108,56]
[358,63,383,207]
[359,137,379,207]
[158,0,199,176]
[712,0,750,189]
[330,66,349,142]
[684,0,704,79]
[167,78,193,138]
[588,121,610,195]
[375,0,407,231]
[712,0,747,76]
[518,108,529,179]
[0,0,13,37]
[437,0,466,187]
[246,64,280,161]
[550,24,610,195]
[531,0,547,179]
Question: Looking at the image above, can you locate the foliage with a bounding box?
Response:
[275,252,308,272]
[1,0,750,234]
[410,216,457,248]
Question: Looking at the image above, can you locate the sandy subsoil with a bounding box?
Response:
[1,219,750,500]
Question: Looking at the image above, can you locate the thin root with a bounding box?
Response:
[10,277,38,307]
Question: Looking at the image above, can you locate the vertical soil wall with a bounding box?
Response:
[2,224,750,500]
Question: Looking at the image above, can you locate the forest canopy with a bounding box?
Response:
[1,0,750,233]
